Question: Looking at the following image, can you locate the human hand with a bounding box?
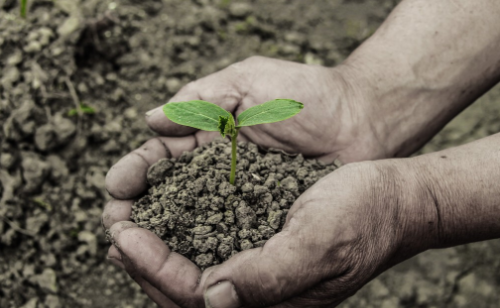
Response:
[102,55,393,306]
[105,160,437,307]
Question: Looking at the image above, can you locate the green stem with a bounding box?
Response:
[229,129,239,185]
[20,0,27,18]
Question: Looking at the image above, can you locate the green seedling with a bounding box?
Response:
[68,103,96,116]
[163,99,303,185]
[20,0,27,18]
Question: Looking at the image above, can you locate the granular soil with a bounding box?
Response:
[131,139,337,269]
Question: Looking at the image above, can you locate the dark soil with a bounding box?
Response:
[132,139,336,269]
[1,0,500,307]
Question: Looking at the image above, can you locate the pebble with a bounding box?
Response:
[57,16,81,37]
[229,3,253,17]
[34,268,58,293]
[21,153,50,193]
[44,294,61,308]
[78,231,98,256]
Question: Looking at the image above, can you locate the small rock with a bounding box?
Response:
[241,182,254,193]
[26,213,49,233]
[253,184,268,196]
[6,49,23,66]
[267,210,283,230]
[1,66,20,88]
[165,78,182,93]
[192,226,213,235]
[229,3,253,17]
[21,154,50,193]
[57,16,81,37]
[218,181,236,197]
[35,268,58,293]
[235,201,256,229]
[24,41,42,53]
[281,176,298,192]
[78,231,97,256]
[44,295,61,308]
[206,213,223,224]
[195,253,213,267]
[240,239,253,250]
[0,153,15,169]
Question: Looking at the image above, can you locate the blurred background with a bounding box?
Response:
[1,0,499,307]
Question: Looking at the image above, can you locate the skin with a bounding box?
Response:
[103,0,500,307]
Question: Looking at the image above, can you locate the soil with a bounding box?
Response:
[131,139,336,269]
[1,0,500,307]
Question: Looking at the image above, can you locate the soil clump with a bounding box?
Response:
[132,139,337,269]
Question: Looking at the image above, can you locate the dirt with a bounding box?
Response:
[131,139,336,269]
[1,0,500,307]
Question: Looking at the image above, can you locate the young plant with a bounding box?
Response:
[20,0,27,18]
[163,99,303,185]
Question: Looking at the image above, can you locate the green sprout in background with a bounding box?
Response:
[68,103,96,116]
[163,99,304,185]
[20,0,27,18]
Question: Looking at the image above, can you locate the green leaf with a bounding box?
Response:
[80,104,96,114]
[237,99,304,127]
[163,100,233,131]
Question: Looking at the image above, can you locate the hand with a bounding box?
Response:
[105,161,437,307]
[103,56,388,307]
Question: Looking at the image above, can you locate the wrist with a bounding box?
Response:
[334,58,459,160]
[369,159,439,260]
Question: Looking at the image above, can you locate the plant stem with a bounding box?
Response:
[20,0,27,18]
[229,129,239,185]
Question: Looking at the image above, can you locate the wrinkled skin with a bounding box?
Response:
[103,56,435,307]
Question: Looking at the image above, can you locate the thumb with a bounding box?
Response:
[201,214,343,308]
[146,62,244,136]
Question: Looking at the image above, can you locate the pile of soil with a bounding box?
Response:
[132,139,337,268]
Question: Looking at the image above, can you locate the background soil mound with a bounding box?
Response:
[132,140,337,269]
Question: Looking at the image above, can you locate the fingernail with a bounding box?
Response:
[204,281,241,308]
[145,107,160,117]
[107,245,122,261]
[109,221,138,248]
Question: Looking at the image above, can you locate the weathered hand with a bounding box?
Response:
[103,56,385,307]
[105,160,436,307]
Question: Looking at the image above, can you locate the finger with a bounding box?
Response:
[146,63,244,136]
[107,246,181,308]
[105,136,197,199]
[136,277,181,308]
[110,222,204,308]
[201,207,348,308]
[102,199,133,229]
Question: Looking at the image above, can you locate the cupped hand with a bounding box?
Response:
[102,56,391,307]
[105,161,437,307]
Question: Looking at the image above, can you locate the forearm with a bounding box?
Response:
[410,133,500,248]
[341,0,500,158]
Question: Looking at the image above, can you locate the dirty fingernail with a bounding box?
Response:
[107,245,122,261]
[109,221,138,247]
[145,107,160,117]
[204,281,241,308]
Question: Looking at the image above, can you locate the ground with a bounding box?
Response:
[0,0,499,307]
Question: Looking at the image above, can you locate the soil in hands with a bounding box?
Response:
[131,139,337,269]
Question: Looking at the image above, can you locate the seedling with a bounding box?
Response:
[68,103,96,116]
[20,0,27,18]
[163,99,303,185]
